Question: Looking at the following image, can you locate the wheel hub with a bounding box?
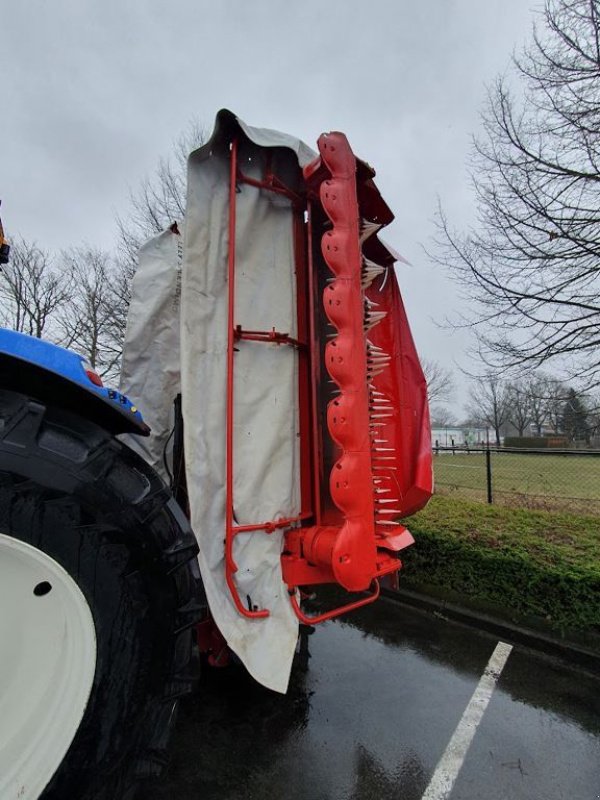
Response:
[0,532,97,800]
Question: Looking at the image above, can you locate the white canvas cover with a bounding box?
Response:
[121,110,317,693]
[119,227,182,482]
[180,111,316,693]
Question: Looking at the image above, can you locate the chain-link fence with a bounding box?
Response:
[433,445,600,515]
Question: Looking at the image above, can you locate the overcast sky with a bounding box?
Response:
[1,1,539,412]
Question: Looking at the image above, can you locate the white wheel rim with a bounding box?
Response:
[0,532,97,800]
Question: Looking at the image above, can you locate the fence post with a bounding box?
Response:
[486,446,493,504]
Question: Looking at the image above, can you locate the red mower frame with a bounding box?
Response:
[223,132,431,625]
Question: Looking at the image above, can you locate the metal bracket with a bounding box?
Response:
[289,579,380,624]
[234,326,307,350]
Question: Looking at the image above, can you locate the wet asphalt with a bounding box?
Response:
[145,595,600,800]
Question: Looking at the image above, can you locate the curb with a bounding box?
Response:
[380,586,600,676]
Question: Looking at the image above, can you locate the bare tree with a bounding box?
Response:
[429,405,457,427]
[506,379,532,436]
[422,358,454,405]
[542,376,568,432]
[0,237,70,339]
[110,120,206,367]
[54,118,205,381]
[434,0,600,387]
[116,120,205,269]
[466,374,510,446]
[587,394,600,440]
[507,372,572,436]
[58,247,123,380]
[102,253,138,370]
[525,373,550,436]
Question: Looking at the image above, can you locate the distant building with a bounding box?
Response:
[431,425,489,448]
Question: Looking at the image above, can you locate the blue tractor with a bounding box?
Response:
[0,212,203,800]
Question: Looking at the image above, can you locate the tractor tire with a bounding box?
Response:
[0,389,203,800]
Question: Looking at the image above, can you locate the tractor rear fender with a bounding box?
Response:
[0,329,150,437]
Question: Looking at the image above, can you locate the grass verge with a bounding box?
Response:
[401,496,600,636]
[433,451,600,514]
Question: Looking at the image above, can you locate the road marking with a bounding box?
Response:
[420,641,513,800]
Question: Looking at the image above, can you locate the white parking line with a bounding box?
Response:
[420,641,513,800]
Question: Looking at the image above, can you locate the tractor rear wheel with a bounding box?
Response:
[0,390,202,800]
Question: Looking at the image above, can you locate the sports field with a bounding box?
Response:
[433,450,600,515]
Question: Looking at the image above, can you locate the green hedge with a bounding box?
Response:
[503,436,569,448]
[401,496,600,633]
[504,437,548,448]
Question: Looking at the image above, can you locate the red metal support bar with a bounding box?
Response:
[236,169,304,207]
[293,202,316,531]
[234,326,307,349]
[305,201,323,524]
[232,512,312,534]
[288,579,380,624]
[225,137,269,620]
